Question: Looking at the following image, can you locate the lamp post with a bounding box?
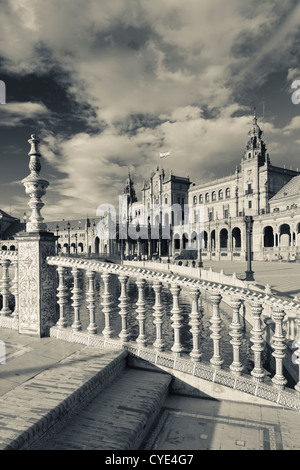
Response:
[67,221,71,255]
[245,215,254,281]
[56,224,59,255]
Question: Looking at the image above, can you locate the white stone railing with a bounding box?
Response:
[0,250,19,329]
[45,256,300,410]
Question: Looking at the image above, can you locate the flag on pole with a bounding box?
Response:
[159,151,170,158]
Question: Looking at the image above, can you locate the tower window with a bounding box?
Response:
[248,201,252,209]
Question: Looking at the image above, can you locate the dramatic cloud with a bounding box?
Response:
[1,0,300,218]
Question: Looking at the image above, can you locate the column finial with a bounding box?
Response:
[22,133,49,232]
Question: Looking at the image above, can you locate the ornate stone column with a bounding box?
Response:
[209,292,223,369]
[71,267,82,331]
[17,134,57,336]
[152,280,165,351]
[229,296,243,376]
[101,272,113,339]
[118,274,130,342]
[136,277,147,345]
[0,259,11,316]
[189,287,202,362]
[250,301,265,382]
[86,270,97,334]
[170,283,184,356]
[271,307,287,389]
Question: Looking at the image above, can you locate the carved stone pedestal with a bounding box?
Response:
[16,232,57,336]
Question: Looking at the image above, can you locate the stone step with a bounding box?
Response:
[0,347,128,450]
[31,368,172,450]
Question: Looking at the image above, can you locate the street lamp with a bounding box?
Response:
[67,221,71,255]
[245,215,254,281]
[56,225,59,255]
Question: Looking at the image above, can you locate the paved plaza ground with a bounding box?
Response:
[201,259,300,298]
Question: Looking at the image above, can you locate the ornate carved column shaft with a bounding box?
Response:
[170,283,184,356]
[271,307,287,389]
[118,274,130,342]
[71,267,82,331]
[209,292,223,369]
[56,266,68,328]
[189,287,202,362]
[229,296,243,376]
[250,301,265,382]
[101,272,113,339]
[136,277,147,345]
[86,270,97,334]
[1,259,11,316]
[152,280,165,351]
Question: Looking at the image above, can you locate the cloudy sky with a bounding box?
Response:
[1,0,300,221]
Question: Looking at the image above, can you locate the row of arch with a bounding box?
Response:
[173,227,242,251]
[263,223,300,248]
[1,245,16,251]
[193,187,231,205]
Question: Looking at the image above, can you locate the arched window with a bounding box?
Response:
[199,194,203,203]
[193,195,197,205]
[212,191,216,201]
[218,189,223,200]
[225,187,230,199]
[205,192,209,203]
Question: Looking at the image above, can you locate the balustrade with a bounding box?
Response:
[209,293,223,369]
[56,266,68,329]
[271,307,287,389]
[11,260,19,318]
[136,277,147,345]
[152,280,165,352]
[1,259,11,316]
[250,301,265,383]
[86,270,97,334]
[229,296,243,376]
[101,272,113,339]
[71,267,82,331]
[189,287,202,362]
[118,274,130,342]
[170,283,184,356]
[6,253,300,402]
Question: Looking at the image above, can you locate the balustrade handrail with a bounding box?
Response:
[46,256,300,313]
[44,255,300,409]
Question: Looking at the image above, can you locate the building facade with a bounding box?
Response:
[2,110,300,263]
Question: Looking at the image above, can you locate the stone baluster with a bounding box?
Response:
[271,307,287,389]
[0,259,12,316]
[136,277,147,345]
[152,280,165,351]
[250,301,265,382]
[189,287,202,362]
[294,314,300,393]
[101,272,113,339]
[229,296,243,376]
[11,260,19,318]
[118,274,130,342]
[209,292,223,369]
[71,267,82,331]
[86,270,97,334]
[170,283,183,356]
[56,266,68,328]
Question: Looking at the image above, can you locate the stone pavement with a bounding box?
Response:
[202,260,300,298]
[0,329,300,450]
